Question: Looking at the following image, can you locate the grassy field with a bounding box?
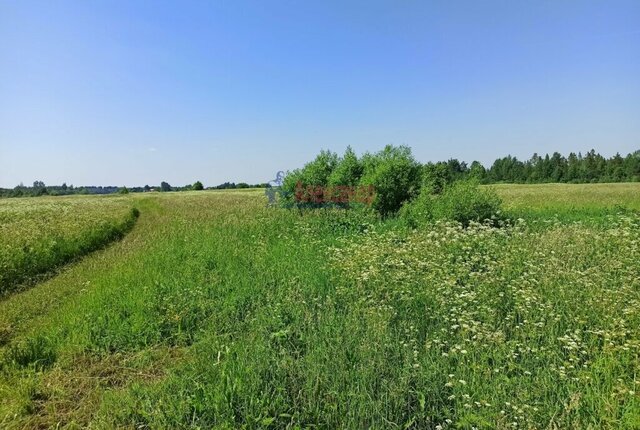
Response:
[0,195,139,296]
[492,182,640,222]
[0,184,639,428]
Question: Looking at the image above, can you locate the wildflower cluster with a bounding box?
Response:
[329,215,640,428]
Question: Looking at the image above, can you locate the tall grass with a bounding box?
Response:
[0,186,639,428]
[0,195,139,295]
[493,182,640,223]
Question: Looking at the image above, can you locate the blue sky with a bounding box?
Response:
[1,1,639,187]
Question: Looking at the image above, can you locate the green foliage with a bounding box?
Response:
[328,146,363,187]
[281,150,339,207]
[402,180,502,227]
[280,169,304,207]
[469,160,486,180]
[358,145,422,216]
[160,181,171,192]
[302,150,339,186]
[422,162,449,194]
[300,205,379,235]
[118,187,129,194]
[430,180,502,225]
[192,181,204,191]
[212,182,266,190]
[487,149,640,184]
[493,182,640,224]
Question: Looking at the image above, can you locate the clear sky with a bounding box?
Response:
[1,1,639,187]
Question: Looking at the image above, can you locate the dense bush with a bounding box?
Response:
[402,180,502,227]
[431,180,502,225]
[281,150,339,207]
[358,145,422,216]
[421,162,449,194]
[297,150,339,186]
[301,205,379,235]
[280,146,500,221]
[328,146,363,187]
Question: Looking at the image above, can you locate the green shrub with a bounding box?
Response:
[422,162,449,194]
[358,145,422,216]
[301,206,379,235]
[328,146,363,187]
[297,150,339,186]
[402,180,502,227]
[433,181,502,225]
[281,150,339,208]
[281,146,420,214]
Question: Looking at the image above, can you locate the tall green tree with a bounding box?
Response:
[359,145,422,216]
[328,146,363,186]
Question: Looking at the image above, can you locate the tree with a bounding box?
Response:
[566,152,580,182]
[625,151,640,181]
[281,150,339,207]
[119,186,129,194]
[160,181,171,192]
[193,181,204,191]
[10,186,24,197]
[446,158,468,182]
[359,145,422,216]
[469,161,486,182]
[422,162,449,194]
[32,180,48,196]
[549,152,566,182]
[328,146,363,187]
[300,150,339,186]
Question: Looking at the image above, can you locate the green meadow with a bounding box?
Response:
[1,183,639,429]
[492,183,640,222]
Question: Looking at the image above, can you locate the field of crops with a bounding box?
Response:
[0,196,139,296]
[0,184,639,428]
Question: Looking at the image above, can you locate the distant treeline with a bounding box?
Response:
[0,180,268,198]
[2,149,639,199]
[406,149,639,185]
[478,150,640,184]
[420,150,640,185]
[212,182,269,190]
